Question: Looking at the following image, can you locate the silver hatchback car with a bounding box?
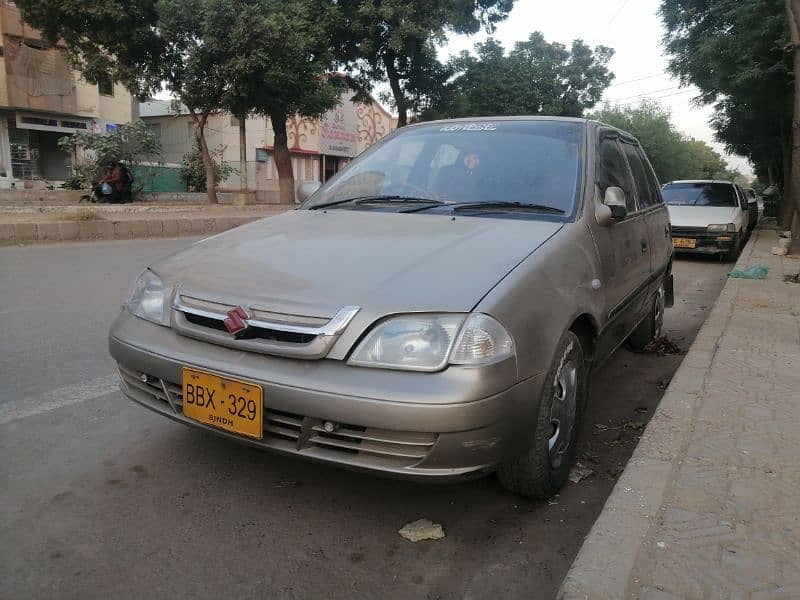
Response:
[110,117,673,498]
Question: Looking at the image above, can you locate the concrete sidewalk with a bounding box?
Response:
[0,204,290,245]
[561,225,800,599]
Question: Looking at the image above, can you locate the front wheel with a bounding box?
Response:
[725,233,742,262]
[497,331,588,499]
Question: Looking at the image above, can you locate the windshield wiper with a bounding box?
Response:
[309,195,446,210]
[450,201,565,215]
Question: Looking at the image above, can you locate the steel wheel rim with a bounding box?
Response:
[548,354,578,469]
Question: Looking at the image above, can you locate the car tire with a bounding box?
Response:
[725,233,742,262]
[497,331,587,499]
[627,282,666,351]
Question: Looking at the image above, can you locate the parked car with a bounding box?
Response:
[742,187,760,231]
[110,117,673,499]
[661,180,749,260]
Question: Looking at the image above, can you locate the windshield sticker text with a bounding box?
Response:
[439,123,497,132]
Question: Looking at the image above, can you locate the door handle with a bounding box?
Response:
[641,239,648,253]
[664,224,670,237]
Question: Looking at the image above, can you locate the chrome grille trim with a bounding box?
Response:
[173,298,360,337]
[116,366,438,469]
[170,296,360,359]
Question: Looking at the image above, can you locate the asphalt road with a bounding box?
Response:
[0,238,730,600]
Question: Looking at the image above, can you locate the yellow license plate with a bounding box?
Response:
[673,237,697,249]
[182,368,263,439]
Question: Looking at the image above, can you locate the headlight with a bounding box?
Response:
[349,313,514,372]
[126,269,169,326]
[707,223,736,233]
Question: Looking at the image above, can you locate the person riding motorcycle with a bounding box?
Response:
[95,161,132,203]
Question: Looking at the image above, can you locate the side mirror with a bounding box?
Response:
[596,186,628,226]
[297,181,322,203]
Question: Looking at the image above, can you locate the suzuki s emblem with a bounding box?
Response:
[224,306,251,336]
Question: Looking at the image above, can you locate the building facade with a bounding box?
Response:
[0,1,133,189]
[140,92,396,203]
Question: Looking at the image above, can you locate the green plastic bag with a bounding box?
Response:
[729,264,769,279]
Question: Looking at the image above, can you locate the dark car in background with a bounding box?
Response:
[742,187,760,231]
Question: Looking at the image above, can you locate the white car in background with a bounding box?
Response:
[661,180,749,261]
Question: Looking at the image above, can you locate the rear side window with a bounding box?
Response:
[621,142,657,208]
[661,182,737,207]
[598,137,636,212]
[638,148,663,206]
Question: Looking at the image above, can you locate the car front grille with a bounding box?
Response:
[671,226,711,238]
[117,365,438,469]
[170,294,360,360]
[671,226,735,248]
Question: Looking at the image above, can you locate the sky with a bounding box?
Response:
[439,0,754,177]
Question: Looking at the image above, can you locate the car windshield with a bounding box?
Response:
[662,182,737,207]
[303,120,584,218]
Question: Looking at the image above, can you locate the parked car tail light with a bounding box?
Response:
[707,223,736,233]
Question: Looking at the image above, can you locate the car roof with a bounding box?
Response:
[403,115,641,145]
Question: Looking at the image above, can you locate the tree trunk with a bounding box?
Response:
[786,0,800,245]
[385,52,408,127]
[781,131,793,227]
[238,115,247,191]
[270,111,295,204]
[192,113,218,204]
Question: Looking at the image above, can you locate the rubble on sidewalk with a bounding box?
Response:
[398,519,445,542]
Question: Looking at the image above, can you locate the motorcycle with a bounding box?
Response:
[80,181,116,204]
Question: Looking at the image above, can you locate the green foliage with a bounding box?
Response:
[180,142,234,192]
[592,101,737,182]
[423,33,614,120]
[15,0,164,99]
[339,0,514,125]
[17,0,345,202]
[213,0,345,121]
[57,120,161,190]
[659,0,790,188]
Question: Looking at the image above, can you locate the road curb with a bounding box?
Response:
[0,215,263,246]
[557,232,757,599]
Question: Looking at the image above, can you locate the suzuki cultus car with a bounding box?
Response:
[110,117,673,498]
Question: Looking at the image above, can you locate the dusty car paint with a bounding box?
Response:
[109,116,673,486]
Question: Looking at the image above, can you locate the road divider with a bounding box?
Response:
[0,206,290,245]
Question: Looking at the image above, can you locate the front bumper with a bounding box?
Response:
[672,228,738,255]
[109,311,545,481]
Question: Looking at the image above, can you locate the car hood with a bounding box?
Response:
[667,205,740,228]
[153,209,562,319]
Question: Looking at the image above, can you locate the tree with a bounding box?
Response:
[16,0,344,205]
[57,120,161,193]
[425,33,614,120]
[180,141,235,192]
[156,0,232,203]
[786,0,800,238]
[592,101,737,182]
[659,0,797,233]
[213,0,346,204]
[340,0,514,126]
